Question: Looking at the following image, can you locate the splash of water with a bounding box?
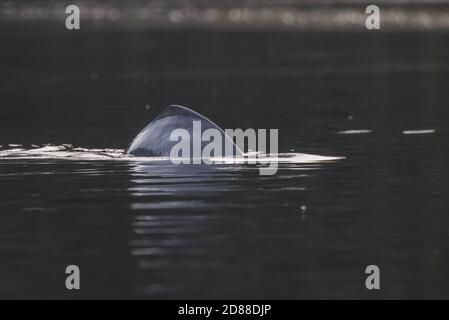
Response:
[0,144,344,164]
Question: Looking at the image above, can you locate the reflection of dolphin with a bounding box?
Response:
[126,105,243,157]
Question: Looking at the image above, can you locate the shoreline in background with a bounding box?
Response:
[1,1,449,30]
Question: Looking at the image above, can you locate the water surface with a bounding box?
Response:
[0,26,448,299]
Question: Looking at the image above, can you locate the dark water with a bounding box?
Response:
[1,24,449,299]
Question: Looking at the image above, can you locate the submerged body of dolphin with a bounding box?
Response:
[126,105,242,157]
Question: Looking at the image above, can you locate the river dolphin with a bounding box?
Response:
[126,105,243,158]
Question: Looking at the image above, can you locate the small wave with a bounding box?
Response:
[0,144,126,160]
[0,144,343,164]
[337,129,373,135]
[212,153,343,164]
[402,129,436,135]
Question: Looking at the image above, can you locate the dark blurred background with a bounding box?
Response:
[2,0,449,30]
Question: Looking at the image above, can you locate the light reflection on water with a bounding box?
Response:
[123,159,328,297]
[0,132,447,299]
[0,152,329,298]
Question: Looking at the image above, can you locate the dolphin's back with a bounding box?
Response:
[126,105,242,157]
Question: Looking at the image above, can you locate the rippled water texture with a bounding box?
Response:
[0,26,448,298]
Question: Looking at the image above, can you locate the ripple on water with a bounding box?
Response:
[402,129,436,135]
[0,145,343,164]
[337,129,373,135]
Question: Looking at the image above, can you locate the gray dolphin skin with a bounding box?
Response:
[126,105,243,157]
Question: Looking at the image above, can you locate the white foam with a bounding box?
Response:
[402,129,436,135]
[0,145,344,165]
[212,153,343,164]
[337,129,373,135]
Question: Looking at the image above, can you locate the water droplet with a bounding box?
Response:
[300,205,307,220]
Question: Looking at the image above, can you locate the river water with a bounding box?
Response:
[0,25,448,299]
